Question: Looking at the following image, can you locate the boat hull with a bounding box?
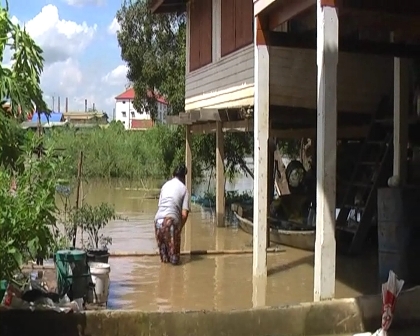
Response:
[232,204,315,251]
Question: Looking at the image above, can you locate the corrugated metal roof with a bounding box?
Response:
[31,112,63,123]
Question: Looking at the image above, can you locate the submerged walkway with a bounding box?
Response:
[107,247,378,310]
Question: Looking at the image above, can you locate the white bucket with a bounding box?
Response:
[88,262,111,305]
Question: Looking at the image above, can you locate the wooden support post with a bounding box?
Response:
[267,137,275,248]
[72,151,83,248]
[392,57,409,185]
[184,125,192,252]
[216,120,225,227]
[314,0,338,301]
[253,15,269,280]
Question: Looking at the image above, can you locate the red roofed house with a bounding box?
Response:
[114,88,169,130]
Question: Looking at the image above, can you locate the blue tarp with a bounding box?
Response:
[31,112,63,123]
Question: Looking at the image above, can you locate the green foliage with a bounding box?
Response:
[199,190,253,207]
[0,113,26,172]
[70,203,121,250]
[116,0,185,118]
[47,123,254,182]
[0,1,47,118]
[0,3,54,281]
[114,0,254,178]
[0,137,63,280]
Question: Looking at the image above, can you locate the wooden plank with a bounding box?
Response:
[198,109,221,121]
[185,45,254,100]
[271,126,368,139]
[254,0,276,16]
[215,120,225,227]
[340,9,420,33]
[166,115,181,125]
[190,120,253,133]
[179,112,192,124]
[184,125,192,252]
[268,31,420,58]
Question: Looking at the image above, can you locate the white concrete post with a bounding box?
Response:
[393,57,409,185]
[216,120,225,227]
[253,15,269,280]
[314,0,338,301]
[184,125,192,252]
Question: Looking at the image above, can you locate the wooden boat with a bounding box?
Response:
[231,203,315,251]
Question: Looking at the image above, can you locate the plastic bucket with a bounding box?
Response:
[87,249,109,264]
[88,262,111,305]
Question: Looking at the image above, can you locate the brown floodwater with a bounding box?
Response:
[74,181,380,311]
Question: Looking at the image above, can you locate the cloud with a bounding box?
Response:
[107,17,120,35]
[12,4,125,115]
[24,5,97,64]
[64,0,105,7]
[102,64,128,86]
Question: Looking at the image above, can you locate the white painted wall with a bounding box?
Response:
[114,98,168,129]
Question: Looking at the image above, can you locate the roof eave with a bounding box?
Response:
[150,0,186,14]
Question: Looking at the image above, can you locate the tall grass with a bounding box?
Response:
[46,122,187,181]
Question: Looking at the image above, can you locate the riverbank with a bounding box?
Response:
[2,286,420,336]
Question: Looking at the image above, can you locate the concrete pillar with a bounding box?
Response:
[392,57,409,185]
[253,15,269,280]
[216,121,225,227]
[184,125,192,252]
[314,0,338,301]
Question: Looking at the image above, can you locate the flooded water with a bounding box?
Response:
[66,177,382,312]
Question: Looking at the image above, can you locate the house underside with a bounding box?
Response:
[153,0,420,303]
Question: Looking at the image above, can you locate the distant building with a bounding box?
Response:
[63,112,108,125]
[21,112,67,129]
[114,88,168,130]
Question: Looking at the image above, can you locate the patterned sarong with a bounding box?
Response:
[154,217,181,265]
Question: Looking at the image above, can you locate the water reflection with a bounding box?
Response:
[68,180,378,311]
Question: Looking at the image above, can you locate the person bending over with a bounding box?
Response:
[154,164,190,265]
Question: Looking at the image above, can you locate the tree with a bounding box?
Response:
[0,2,59,281]
[116,0,185,119]
[116,0,253,180]
[0,1,47,119]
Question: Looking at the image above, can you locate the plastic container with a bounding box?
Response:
[86,249,109,264]
[377,187,420,285]
[55,249,91,300]
[88,262,111,305]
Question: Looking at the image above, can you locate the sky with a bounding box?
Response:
[8,0,128,114]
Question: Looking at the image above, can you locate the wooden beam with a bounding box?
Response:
[268,31,420,58]
[184,125,192,252]
[150,0,164,13]
[150,0,186,13]
[269,0,315,30]
[166,115,181,125]
[197,109,222,121]
[177,113,192,124]
[254,0,277,16]
[393,58,410,185]
[190,120,253,134]
[216,121,225,227]
[340,9,420,31]
[271,126,368,139]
